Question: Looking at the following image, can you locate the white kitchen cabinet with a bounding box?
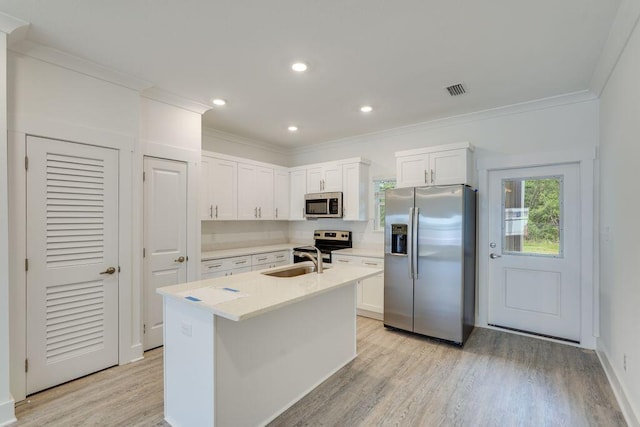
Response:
[200,255,252,279]
[306,162,342,193]
[250,250,291,271]
[395,142,474,188]
[201,155,237,220]
[273,169,290,220]
[289,168,307,220]
[237,162,274,220]
[333,254,384,319]
[342,161,369,221]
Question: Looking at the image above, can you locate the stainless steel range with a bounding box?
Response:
[293,230,352,264]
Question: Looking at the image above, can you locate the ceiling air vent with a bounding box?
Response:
[445,83,466,96]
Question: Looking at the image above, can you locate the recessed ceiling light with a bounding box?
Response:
[288,126,298,132]
[291,62,308,72]
[212,98,226,106]
[360,105,373,113]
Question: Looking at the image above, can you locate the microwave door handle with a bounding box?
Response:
[407,207,414,279]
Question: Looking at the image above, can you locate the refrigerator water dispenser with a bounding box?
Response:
[391,224,408,254]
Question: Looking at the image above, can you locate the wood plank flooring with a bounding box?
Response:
[14,317,626,426]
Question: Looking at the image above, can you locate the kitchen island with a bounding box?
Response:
[157,262,381,427]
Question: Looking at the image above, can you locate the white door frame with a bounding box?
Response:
[477,148,597,349]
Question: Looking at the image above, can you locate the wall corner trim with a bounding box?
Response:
[141,87,212,115]
[596,341,640,427]
[0,12,29,39]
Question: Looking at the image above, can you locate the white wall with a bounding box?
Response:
[0,32,16,427]
[7,51,140,402]
[202,127,291,166]
[288,96,600,247]
[598,13,640,424]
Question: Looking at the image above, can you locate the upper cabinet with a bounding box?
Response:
[237,163,274,220]
[273,168,290,220]
[306,162,342,193]
[201,154,237,220]
[289,168,306,221]
[395,142,474,188]
[201,151,370,222]
[342,161,369,221]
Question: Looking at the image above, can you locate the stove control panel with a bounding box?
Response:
[314,230,351,241]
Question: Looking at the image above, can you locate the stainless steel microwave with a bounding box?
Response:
[304,192,343,218]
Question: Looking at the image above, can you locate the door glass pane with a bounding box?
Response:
[502,176,562,256]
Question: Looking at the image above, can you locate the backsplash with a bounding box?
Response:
[201,221,289,251]
[288,218,383,250]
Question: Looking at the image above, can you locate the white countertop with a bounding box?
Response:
[201,243,296,260]
[333,247,384,258]
[157,262,382,321]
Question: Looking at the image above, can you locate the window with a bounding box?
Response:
[502,176,562,256]
[374,179,396,232]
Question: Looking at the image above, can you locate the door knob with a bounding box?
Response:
[490,253,502,259]
[174,256,186,263]
[100,266,116,275]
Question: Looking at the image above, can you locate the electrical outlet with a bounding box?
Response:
[623,354,627,372]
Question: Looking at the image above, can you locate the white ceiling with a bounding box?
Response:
[0,1,621,147]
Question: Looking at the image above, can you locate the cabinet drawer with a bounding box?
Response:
[251,250,290,266]
[359,257,383,269]
[201,255,252,274]
[333,255,383,269]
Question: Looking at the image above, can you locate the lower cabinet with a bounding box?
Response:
[251,250,290,271]
[333,254,384,320]
[201,250,292,279]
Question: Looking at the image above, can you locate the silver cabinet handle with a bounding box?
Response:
[258,207,262,218]
[208,264,222,269]
[215,205,218,218]
[490,253,502,259]
[254,207,258,218]
[235,260,247,265]
[338,259,349,263]
[209,205,213,218]
[424,170,428,184]
[275,208,278,219]
[431,169,434,183]
[364,262,379,266]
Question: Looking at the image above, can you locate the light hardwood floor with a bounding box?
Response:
[14,317,626,426]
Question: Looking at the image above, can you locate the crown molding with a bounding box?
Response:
[202,127,291,155]
[0,12,29,43]
[590,0,640,96]
[290,90,598,156]
[10,39,152,91]
[141,87,212,115]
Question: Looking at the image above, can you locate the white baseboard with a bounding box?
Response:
[0,396,16,427]
[596,341,640,427]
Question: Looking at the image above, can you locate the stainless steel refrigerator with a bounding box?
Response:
[384,184,476,345]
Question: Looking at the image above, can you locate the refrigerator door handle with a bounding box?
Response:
[413,206,419,278]
[407,207,414,279]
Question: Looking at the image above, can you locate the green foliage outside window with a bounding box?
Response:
[374,179,396,231]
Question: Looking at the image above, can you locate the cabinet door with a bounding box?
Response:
[255,166,274,219]
[306,166,323,193]
[290,169,307,220]
[274,169,290,220]
[342,162,367,221]
[200,156,213,220]
[396,154,429,188]
[237,163,258,220]
[323,163,342,192]
[210,158,237,220]
[429,149,469,185]
[359,258,384,314]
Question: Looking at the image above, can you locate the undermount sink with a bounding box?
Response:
[261,264,330,278]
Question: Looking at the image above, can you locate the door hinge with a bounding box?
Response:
[118,266,121,273]
[25,358,28,373]
[143,248,146,258]
[25,259,28,271]
[143,171,146,182]
[186,256,189,262]
[143,324,146,334]
[25,156,29,170]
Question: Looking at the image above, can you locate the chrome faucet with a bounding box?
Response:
[299,246,323,273]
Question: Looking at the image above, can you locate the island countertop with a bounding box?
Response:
[157,262,382,322]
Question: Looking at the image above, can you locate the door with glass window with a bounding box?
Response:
[488,164,581,342]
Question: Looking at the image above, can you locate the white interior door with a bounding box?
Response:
[143,157,188,350]
[26,136,119,394]
[488,163,581,342]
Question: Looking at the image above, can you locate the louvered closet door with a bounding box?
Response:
[26,136,119,394]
